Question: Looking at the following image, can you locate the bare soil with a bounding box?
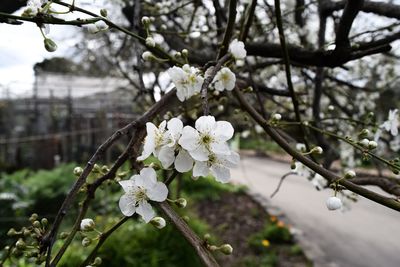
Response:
[196,191,312,267]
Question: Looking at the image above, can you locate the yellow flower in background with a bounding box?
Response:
[262,239,270,247]
[270,216,277,222]
[277,221,285,228]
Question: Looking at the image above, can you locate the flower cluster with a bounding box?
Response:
[138,116,239,183]
[167,65,204,102]
[118,167,168,222]
[167,39,246,102]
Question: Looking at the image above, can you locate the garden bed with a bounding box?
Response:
[196,191,312,267]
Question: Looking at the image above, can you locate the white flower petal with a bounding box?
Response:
[224,151,240,168]
[118,177,137,192]
[137,200,155,223]
[210,142,231,155]
[119,194,136,216]
[214,120,235,141]
[195,116,216,133]
[136,168,157,189]
[158,146,176,169]
[179,126,199,151]
[174,149,194,172]
[210,164,231,183]
[168,118,183,140]
[147,182,168,202]
[193,161,209,177]
[176,88,186,102]
[214,81,225,92]
[137,135,155,161]
[189,145,209,161]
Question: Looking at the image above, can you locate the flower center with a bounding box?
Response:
[200,134,213,149]
[220,72,230,83]
[132,187,148,204]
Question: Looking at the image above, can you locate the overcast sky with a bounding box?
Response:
[0,0,109,98]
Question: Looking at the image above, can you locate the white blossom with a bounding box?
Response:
[179,116,233,161]
[138,118,188,169]
[167,64,204,101]
[23,0,46,17]
[381,109,399,136]
[212,67,236,92]
[229,39,246,60]
[193,152,240,183]
[119,167,168,222]
[326,196,342,211]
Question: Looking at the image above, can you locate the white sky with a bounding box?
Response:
[0,0,110,98]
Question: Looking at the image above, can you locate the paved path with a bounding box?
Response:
[231,156,400,267]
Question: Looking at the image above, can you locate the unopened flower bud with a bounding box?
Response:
[100,9,108,17]
[141,16,150,25]
[44,38,57,52]
[150,217,166,229]
[59,232,69,239]
[93,257,102,265]
[311,146,323,154]
[344,170,356,179]
[85,23,98,34]
[290,159,296,170]
[94,20,108,31]
[272,113,282,121]
[7,228,17,236]
[80,218,95,232]
[208,245,218,251]
[142,51,153,61]
[359,138,369,147]
[74,167,83,176]
[328,105,334,111]
[326,196,342,211]
[93,164,101,173]
[33,221,41,228]
[175,198,187,208]
[29,213,38,222]
[368,140,378,149]
[16,239,26,250]
[181,49,188,56]
[82,237,92,247]
[220,244,233,255]
[145,37,156,47]
[204,233,211,241]
[101,165,109,173]
[23,228,31,237]
[41,218,48,226]
[359,129,370,138]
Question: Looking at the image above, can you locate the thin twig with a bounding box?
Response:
[270,172,297,198]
